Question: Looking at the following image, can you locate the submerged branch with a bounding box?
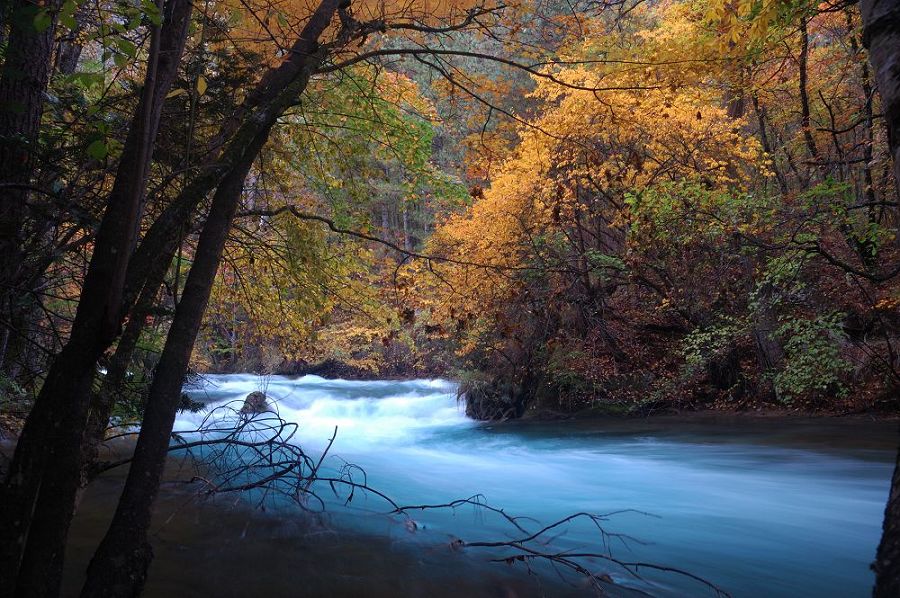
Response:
[95,396,729,596]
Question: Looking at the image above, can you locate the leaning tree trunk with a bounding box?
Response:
[76,0,364,496]
[875,441,900,597]
[80,124,274,598]
[81,4,341,593]
[79,238,178,489]
[0,0,193,593]
[2,0,344,579]
[861,0,900,595]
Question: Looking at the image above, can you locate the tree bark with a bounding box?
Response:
[798,19,820,168]
[80,125,274,598]
[875,436,900,597]
[118,0,361,321]
[0,0,62,373]
[0,0,193,593]
[80,243,176,491]
[861,0,900,594]
[751,94,789,195]
[847,11,879,215]
[860,0,900,201]
[81,3,341,594]
[55,0,93,76]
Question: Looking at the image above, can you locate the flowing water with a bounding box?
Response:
[65,375,897,597]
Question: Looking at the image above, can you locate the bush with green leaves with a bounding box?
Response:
[773,313,852,403]
[681,316,747,369]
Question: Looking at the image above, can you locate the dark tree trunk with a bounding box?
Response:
[846,11,879,213]
[860,0,900,201]
[80,125,273,598]
[0,0,193,593]
[82,3,340,593]
[798,19,820,166]
[861,0,900,595]
[743,256,784,401]
[80,244,175,490]
[54,0,93,75]
[875,437,900,597]
[0,0,61,373]
[119,0,358,320]
[751,95,789,195]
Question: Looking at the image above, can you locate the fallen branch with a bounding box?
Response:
[97,397,730,596]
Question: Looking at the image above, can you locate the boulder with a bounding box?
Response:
[460,379,527,421]
[240,391,269,415]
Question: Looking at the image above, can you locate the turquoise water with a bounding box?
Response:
[148,374,895,597]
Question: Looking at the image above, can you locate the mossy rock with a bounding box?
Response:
[240,391,269,415]
[460,379,527,420]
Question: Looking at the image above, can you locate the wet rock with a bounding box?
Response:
[460,379,527,421]
[240,391,269,415]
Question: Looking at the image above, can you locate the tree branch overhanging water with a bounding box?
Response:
[97,398,731,597]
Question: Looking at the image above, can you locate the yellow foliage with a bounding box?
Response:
[423,45,766,358]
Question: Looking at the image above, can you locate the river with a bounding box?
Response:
[64,374,897,597]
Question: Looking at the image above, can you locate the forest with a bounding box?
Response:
[0,0,899,594]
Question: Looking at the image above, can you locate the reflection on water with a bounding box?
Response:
[63,375,897,597]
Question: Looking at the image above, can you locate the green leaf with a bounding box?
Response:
[59,0,78,29]
[140,0,162,25]
[117,39,137,58]
[87,139,108,160]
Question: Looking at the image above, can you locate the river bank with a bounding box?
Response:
[518,402,900,423]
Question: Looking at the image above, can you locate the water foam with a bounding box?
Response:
[176,374,470,450]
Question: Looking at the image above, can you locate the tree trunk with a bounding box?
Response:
[860,0,900,201]
[875,437,900,597]
[119,0,360,320]
[861,0,900,594]
[0,0,62,373]
[751,95,789,194]
[81,125,273,598]
[798,19,820,163]
[0,0,193,593]
[81,4,340,593]
[80,244,175,490]
[742,251,784,402]
[402,205,411,251]
[54,0,92,75]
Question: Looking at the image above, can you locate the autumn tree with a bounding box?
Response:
[1,0,600,594]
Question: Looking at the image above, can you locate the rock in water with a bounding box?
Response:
[240,391,269,415]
